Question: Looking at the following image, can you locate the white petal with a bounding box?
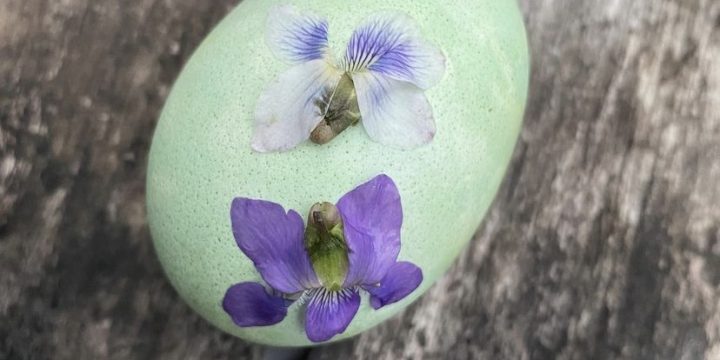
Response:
[253,60,342,152]
[266,5,330,64]
[345,12,446,90]
[352,71,436,149]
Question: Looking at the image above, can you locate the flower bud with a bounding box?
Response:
[304,202,349,291]
[310,73,361,145]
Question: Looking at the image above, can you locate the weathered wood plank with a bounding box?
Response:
[1,0,719,359]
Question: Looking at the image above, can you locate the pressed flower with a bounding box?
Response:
[222,175,423,342]
[252,5,446,152]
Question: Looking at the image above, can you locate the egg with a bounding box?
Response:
[147,0,528,346]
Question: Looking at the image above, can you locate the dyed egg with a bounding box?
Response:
[147,0,528,346]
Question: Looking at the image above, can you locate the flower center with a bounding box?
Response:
[304,202,350,291]
[310,73,361,145]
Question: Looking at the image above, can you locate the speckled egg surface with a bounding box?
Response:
[147,0,528,346]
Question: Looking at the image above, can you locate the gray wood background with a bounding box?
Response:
[1,0,719,359]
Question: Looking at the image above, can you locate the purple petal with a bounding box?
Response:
[364,262,423,310]
[337,175,402,287]
[222,282,289,327]
[305,288,360,342]
[231,198,319,293]
[266,5,330,64]
[352,71,436,149]
[344,12,445,90]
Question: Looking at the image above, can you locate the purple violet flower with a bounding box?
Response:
[222,175,423,343]
[252,5,446,152]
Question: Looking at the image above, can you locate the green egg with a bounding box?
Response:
[147,0,529,346]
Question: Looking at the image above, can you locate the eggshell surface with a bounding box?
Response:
[147,0,529,346]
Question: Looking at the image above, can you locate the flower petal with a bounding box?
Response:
[305,288,360,342]
[231,198,319,293]
[253,60,342,152]
[266,5,330,64]
[222,282,289,327]
[337,175,402,286]
[345,12,445,90]
[352,71,436,149]
[364,261,423,310]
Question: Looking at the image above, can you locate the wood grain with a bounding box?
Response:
[1,0,719,359]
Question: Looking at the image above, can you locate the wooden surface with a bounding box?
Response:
[1,0,719,359]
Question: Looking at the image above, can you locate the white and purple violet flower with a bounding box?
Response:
[223,175,423,342]
[252,5,446,152]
